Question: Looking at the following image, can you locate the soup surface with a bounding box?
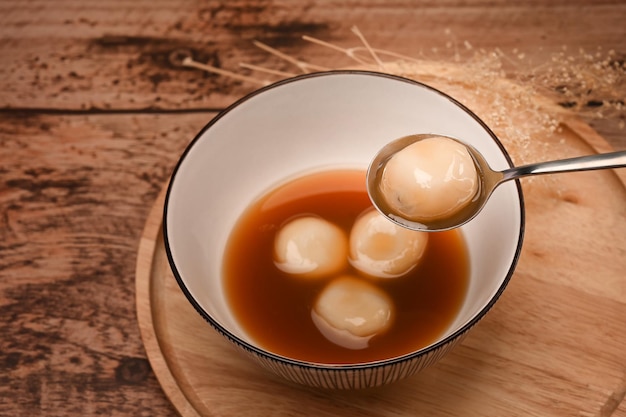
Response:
[223,169,469,364]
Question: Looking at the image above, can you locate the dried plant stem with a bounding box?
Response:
[182,27,623,162]
[238,63,297,78]
[182,57,269,86]
[252,40,329,73]
[350,25,386,70]
[302,35,424,68]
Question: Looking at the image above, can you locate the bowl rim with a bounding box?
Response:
[163,69,526,370]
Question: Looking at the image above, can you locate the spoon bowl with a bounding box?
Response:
[367,134,626,232]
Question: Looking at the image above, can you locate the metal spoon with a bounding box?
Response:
[367,134,626,232]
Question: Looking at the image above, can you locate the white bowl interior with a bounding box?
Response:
[165,71,523,356]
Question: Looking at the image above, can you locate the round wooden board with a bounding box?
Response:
[135,80,626,415]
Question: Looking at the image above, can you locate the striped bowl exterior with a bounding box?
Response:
[213,316,472,389]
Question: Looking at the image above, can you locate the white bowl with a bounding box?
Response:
[163,71,525,389]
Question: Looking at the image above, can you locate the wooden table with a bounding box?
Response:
[1,1,624,415]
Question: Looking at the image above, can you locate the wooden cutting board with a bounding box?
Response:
[135,69,626,416]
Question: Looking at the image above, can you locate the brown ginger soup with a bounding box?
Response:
[223,169,469,364]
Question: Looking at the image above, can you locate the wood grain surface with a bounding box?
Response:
[0,1,624,416]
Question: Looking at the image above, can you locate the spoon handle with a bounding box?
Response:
[501,151,626,182]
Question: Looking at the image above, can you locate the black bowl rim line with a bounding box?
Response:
[162,69,526,371]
